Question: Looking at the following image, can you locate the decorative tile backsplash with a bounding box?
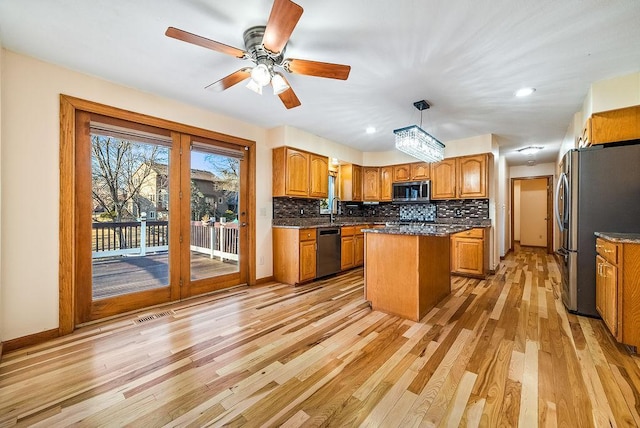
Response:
[273,197,489,221]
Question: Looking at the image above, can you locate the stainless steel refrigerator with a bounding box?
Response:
[556,143,640,317]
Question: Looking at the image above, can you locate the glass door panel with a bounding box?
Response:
[90,133,171,300]
[189,148,240,282]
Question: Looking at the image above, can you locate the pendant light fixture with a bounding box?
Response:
[394,100,445,163]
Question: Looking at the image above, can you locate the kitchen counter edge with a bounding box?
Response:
[595,232,640,244]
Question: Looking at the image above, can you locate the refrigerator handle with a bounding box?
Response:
[554,172,568,232]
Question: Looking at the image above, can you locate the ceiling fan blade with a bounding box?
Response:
[262,0,303,54]
[276,76,301,109]
[165,27,246,58]
[285,58,351,80]
[205,68,252,92]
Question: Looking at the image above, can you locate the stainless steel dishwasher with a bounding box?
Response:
[316,226,341,278]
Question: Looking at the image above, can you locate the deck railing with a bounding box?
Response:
[190,221,239,262]
[92,220,239,262]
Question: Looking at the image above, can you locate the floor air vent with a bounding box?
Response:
[134,310,174,325]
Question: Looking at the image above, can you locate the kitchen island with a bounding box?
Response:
[362,224,472,321]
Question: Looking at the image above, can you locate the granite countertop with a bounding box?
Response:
[272,218,491,229]
[595,232,640,244]
[361,224,474,237]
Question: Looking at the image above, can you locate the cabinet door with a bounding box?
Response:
[380,166,393,201]
[457,154,488,199]
[341,236,354,270]
[309,154,329,198]
[299,240,317,282]
[352,165,363,201]
[431,159,456,199]
[603,260,618,337]
[595,255,606,319]
[591,105,640,145]
[285,148,309,197]
[411,162,430,180]
[393,164,412,182]
[354,234,365,266]
[451,237,483,275]
[363,167,380,201]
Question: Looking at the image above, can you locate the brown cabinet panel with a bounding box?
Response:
[273,147,328,199]
[380,166,393,201]
[309,154,329,198]
[273,227,316,285]
[591,105,640,145]
[457,154,488,199]
[596,254,606,320]
[354,233,365,266]
[363,167,380,201]
[393,164,412,182]
[450,228,488,278]
[430,159,456,200]
[339,164,363,202]
[341,236,355,270]
[411,162,430,180]
[299,240,317,282]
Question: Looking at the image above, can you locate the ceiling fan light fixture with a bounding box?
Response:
[246,78,263,95]
[250,63,272,87]
[271,72,289,95]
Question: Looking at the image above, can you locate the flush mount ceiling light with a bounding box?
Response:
[365,126,376,134]
[394,100,445,163]
[515,87,536,97]
[517,145,544,155]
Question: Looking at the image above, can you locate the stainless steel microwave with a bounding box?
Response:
[392,180,431,203]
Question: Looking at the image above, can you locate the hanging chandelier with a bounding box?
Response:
[394,100,445,163]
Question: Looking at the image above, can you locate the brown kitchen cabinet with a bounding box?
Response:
[594,235,640,348]
[430,159,457,199]
[363,167,380,201]
[380,166,393,201]
[341,226,355,270]
[272,147,328,199]
[431,154,490,200]
[393,164,412,182]
[410,162,430,180]
[273,227,317,285]
[339,164,363,201]
[450,227,489,278]
[590,105,640,146]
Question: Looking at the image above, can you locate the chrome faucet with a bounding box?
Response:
[330,197,340,223]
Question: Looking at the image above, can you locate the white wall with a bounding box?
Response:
[0,50,273,341]
[0,41,3,346]
[497,154,509,257]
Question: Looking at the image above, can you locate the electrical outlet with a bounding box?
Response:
[259,256,264,265]
[300,209,304,215]
[259,207,267,217]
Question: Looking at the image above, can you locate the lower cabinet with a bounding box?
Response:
[341,225,367,271]
[450,228,489,278]
[273,227,316,285]
[594,236,640,348]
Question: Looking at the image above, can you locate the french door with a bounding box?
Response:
[72,107,250,324]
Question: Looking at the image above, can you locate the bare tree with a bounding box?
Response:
[92,135,167,221]
[204,154,240,219]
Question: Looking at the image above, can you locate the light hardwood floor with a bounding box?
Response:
[2,246,640,427]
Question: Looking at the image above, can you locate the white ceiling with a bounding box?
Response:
[1,0,639,166]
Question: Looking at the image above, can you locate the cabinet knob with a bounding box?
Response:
[466,231,471,235]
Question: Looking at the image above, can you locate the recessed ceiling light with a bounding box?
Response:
[517,145,543,155]
[365,126,376,134]
[515,87,536,97]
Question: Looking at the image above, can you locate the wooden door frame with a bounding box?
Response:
[510,175,554,254]
[59,95,256,335]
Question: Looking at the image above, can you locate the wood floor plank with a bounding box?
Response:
[2,249,640,427]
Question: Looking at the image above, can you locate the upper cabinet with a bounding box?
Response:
[430,159,457,199]
[272,147,328,199]
[309,154,329,198]
[590,105,640,145]
[380,166,393,201]
[431,154,491,200]
[339,163,363,202]
[363,167,380,201]
[393,164,412,182]
[410,162,430,180]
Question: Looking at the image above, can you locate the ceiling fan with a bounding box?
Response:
[165,0,351,109]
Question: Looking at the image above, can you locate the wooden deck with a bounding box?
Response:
[2,246,640,426]
[92,252,238,299]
